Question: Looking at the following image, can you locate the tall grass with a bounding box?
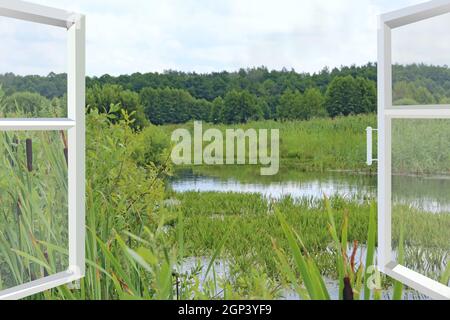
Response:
[162,115,377,173]
[274,198,386,300]
[170,191,449,289]
[0,130,68,291]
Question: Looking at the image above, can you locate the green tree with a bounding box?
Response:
[325,76,376,117]
[393,81,435,105]
[131,124,170,167]
[221,90,262,124]
[190,98,212,122]
[355,77,377,114]
[277,89,303,120]
[302,88,327,119]
[210,97,224,124]
[3,91,62,117]
[87,84,149,129]
[140,87,196,125]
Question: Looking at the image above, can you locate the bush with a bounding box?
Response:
[2,91,64,117]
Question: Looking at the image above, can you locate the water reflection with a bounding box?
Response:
[171,169,450,213]
[171,171,375,201]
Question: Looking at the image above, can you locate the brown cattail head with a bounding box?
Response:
[26,139,33,172]
[343,277,354,301]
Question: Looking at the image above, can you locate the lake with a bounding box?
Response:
[170,167,450,213]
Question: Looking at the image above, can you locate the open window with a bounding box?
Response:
[0,0,85,300]
[378,0,450,300]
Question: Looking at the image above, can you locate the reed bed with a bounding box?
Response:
[162,115,377,173]
[169,191,449,291]
[0,130,68,291]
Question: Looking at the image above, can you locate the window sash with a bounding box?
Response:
[378,1,450,300]
[0,0,85,300]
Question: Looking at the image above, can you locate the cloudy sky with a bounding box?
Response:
[0,0,445,76]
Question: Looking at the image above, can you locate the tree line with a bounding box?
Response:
[2,63,450,126]
[88,75,375,126]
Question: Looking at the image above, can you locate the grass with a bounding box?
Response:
[273,198,380,300]
[0,130,68,291]
[162,114,377,173]
[167,191,449,290]
[392,119,450,175]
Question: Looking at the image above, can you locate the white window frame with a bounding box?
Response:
[378,0,450,300]
[0,0,85,300]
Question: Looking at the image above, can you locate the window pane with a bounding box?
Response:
[0,16,67,118]
[392,119,450,284]
[391,12,450,106]
[0,130,68,291]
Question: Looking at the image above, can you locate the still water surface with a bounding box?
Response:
[171,169,450,213]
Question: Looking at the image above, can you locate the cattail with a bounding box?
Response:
[343,277,354,300]
[26,139,33,172]
[60,131,68,165]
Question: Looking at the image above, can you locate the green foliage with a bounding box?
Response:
[392,119,450,175]
[325,76,376,117]
[140,87,211,125]
[303,88,327,119]
[393,81,435,105]
[131,124,171,167]
[2,91,64,117]
[277,89,303,120]
[0,72,67,99]
[171,191,448,299]
[163,115,377,172]
[0,130,69,291]
[210,97,224,124]
[5,63,450,124]
[278,88,327,121]
[220,90,262,124]
[87,84,149,129]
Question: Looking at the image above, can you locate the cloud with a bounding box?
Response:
[0,0,435,76]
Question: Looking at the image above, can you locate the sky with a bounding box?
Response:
[0,0,444,76]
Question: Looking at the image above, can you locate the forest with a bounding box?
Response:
[2,63,450,126]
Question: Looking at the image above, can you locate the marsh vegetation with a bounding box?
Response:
[1,63,449,300]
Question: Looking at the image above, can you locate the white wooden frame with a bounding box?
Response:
[0,0,85,300]
[378,0,450,300]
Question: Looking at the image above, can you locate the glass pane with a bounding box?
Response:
[0,16,67,118]
[391,12,450,106]
[392,119,450,284]
[0,130,68,291]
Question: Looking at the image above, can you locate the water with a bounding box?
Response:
[176,256,429,300]
[170,168,450,213]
